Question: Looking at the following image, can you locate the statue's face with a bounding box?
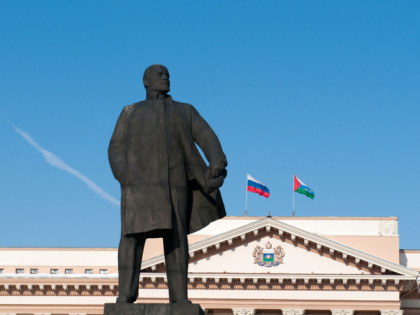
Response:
[145,66,170,93]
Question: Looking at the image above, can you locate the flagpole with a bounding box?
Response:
[245,173,248,216]
[292,173,295,217]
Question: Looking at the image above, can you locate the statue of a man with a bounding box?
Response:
[108,64,227,303]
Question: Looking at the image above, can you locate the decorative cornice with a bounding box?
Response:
[0,283,117,297]
[141,218,419,277]
[0,272,412,288]
[0,272,412,292]
[137,272,408,292]
[0,271,410,296]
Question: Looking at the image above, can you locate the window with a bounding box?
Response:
[16,268,24,274]
[65,269,73,274]
[85,269,93,274]
[0,268,4,274]
[30,268,38,274]
[50,269,58,274]
[99,269,108,274]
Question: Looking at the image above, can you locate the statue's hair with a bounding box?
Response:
[143,64,168,89]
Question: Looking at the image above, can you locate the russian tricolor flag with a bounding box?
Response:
[247,174,270,198]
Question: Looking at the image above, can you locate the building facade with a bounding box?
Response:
[1,216,420,314]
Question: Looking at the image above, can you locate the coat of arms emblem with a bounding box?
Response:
[253,241,285,267]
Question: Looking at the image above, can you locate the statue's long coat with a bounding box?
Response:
[108,95,227,236]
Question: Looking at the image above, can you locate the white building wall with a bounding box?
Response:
[195,217,398,237]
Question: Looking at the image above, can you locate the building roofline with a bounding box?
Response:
[142,217,417,277]
[223,216,398,220]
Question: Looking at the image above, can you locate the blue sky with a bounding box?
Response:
[1,1,419,249]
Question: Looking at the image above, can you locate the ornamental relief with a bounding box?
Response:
[252,240,285,267]
[379,220,397,235]
[232,309,256,315]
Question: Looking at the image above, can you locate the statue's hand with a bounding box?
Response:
[210,161,227,177]
[204,164,227,193]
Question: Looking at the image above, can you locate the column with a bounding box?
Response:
[232,309,256,315]
[331,311,354,315]
[380,311,404,315]
[282,310,305,315]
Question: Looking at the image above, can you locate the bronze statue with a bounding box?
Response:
[108,65,227,303]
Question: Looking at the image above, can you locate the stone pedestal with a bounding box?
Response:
[104,303,205,315]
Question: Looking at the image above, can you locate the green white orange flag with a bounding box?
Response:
[294,175,315,199]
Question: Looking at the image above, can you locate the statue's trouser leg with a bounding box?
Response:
[163,200,189,302]
[117,233,146,303]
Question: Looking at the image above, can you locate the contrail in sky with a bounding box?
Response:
[12,125,120,207]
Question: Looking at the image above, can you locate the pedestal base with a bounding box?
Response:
[104,303,205,315]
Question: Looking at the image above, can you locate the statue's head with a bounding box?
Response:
[143,64,170,93]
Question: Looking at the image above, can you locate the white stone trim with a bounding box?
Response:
[0,272,118,279]
[331,311,354,315]
[0,290,400,303]
[232,309,256,315]
[380,311,403,315]
[138,288,400,301]
[0,296,116,304]
[282,310,305,315]
[141,218,419,277]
